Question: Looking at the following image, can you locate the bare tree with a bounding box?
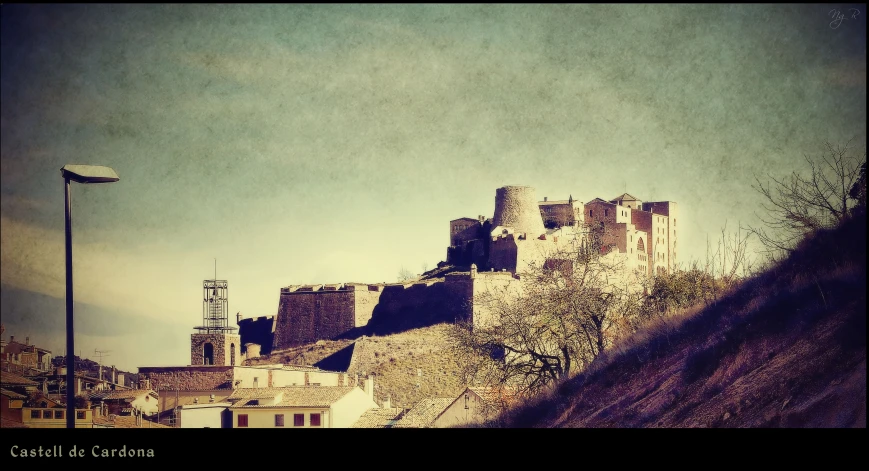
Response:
[449,228,644,398]
[397,267,415,282]
[747,140,866,258]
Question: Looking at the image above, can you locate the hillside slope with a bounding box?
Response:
[492,213,866,428]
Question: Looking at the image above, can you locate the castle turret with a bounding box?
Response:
[492,186,546,238]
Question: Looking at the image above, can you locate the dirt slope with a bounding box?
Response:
[493,213,866,428]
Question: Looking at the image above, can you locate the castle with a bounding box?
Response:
[235,186,679,355]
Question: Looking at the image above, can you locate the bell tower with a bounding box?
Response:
[191,260,241,366]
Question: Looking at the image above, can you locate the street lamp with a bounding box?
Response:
[60,164,119,429]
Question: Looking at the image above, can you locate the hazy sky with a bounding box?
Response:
[1,4,865,371]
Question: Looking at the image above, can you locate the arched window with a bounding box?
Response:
[637,237,645,253]
[203,343,214,365]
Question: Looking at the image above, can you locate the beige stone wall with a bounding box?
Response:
[139,366,234,391]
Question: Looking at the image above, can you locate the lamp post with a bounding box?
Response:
[60,165,119,428]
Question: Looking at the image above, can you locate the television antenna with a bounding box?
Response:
[95,349,111,382]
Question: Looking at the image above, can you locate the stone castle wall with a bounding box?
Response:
[272,289,357,351]
[237,316,275,356]
[139,366,234,391]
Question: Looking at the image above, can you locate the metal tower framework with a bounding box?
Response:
[195,279,236,334]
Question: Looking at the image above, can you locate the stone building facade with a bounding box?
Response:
[191,332,242,367]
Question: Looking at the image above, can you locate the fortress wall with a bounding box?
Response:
[366,281,468,334]
[353,285,384,328]
[488,236,518,272]
[138,366,234,391]
[237,316,275,356]
[272,289,357,350]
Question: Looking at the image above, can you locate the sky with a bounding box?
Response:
[1,4,866,371]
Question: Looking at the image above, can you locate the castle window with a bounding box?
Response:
[605,209,608,217]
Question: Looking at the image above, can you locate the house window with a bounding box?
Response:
[54,410,64,419]
[310,413,321,427]
[31,410,40,419]
[604,209,608,217]
[275,414,284,427]
[294,414,304,427]
[674,219,676,226]
[589,210,593,217]
[238,414,249,427]
[76,411,86,420]
[42,410,52,418]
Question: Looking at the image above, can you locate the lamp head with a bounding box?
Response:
[61,165,119,184]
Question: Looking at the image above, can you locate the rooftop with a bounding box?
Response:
[0,388,26,399]
[90,389,157,401]
[0,370,38,386]
[93,414,171,429]
[391,397,455,428]
[227,386,358,408]
[351,407,405,428]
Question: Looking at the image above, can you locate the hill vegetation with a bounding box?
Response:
[480,210,866,428]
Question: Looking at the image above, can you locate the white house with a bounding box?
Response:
[178,402,233,428]
[227,376,378,428]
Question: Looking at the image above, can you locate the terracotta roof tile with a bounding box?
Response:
[0,370,38,386]
[392,398,454,428]
[1,417,28,428]
[227,386,357,408]
[351,408,405,428]
[0,388,26,399]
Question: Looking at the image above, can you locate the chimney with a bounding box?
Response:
[25,337,29,346]
[365,375,375,403]
[544,197,547,202]
[112,366,117,384]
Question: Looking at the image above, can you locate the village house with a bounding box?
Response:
[391,397,456,428]
[432,386,518,427]
[89,389,159,417]
[226,376,378,428]
[177,401,233,428]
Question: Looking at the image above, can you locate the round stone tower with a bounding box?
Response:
[492,185,546,238]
